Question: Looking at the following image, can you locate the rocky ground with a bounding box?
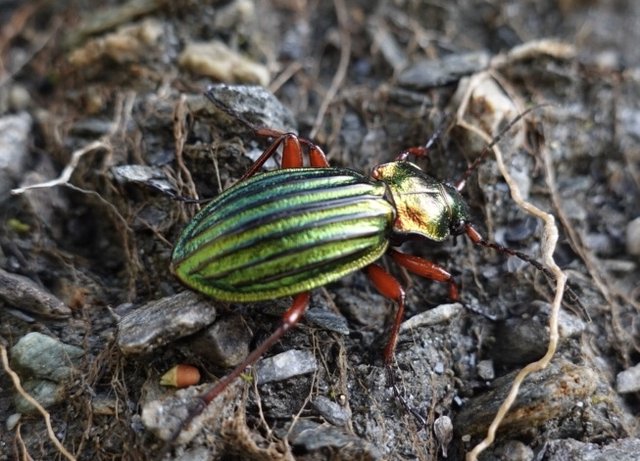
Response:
[0,1,639,460]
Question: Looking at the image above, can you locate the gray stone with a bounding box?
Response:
[190,314,251,368]
[311,396,351,426]
[14,379,67,413]
[0,268,71,318]
[255,349,317,385]
[626,217,640,257]
[117,291,218,356]
[616,363,640,394]
[0,112,31,198]
[11,332,83,382]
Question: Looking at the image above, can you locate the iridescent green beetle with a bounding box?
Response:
[168,88,544,441]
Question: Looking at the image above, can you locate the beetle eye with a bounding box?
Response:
[451,219,467,235]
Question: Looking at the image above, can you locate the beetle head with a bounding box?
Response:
[372,161,470,242]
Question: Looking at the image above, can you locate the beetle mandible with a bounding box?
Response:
[169,85,548,441]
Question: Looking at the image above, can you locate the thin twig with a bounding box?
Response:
[11,141,109,195]
[454,73,565,461]
[308,0,351,140]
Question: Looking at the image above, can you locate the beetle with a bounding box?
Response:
[167,86,551,442]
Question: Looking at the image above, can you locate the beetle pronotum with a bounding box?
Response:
[167,85,559,444]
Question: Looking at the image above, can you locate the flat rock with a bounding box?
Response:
[117,291,218,356]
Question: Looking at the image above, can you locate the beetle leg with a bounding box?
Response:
[395,146,430,162]
[366,264,406,364]
[307,144,330,167]
[240,132,303,180]
[388,249,460,302]
[171,292,311,442]
[240,133,330,181]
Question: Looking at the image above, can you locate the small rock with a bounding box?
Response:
[286,419,382,460]
[190,314,251,368]
[584,232,616,257]
[14,379,67,413]
[117,291,217,356]
[179,41,270,86]
[305,308,350,335]
[11,332,83,382]
[542,437,640,461]
[198,84,297,134]
[477,360,495,381]
[0,112,32,198]
[455,360,598,439]
[111,164,177,196]
[141,382,241,444]
[626,217,640,257]
[6,413,21,431]
[398,51,490,89]
[433,415,453,457]
[255,349,317,385]
[9,84,31,111]
[68,18,164,67]
[312,396,351,426]
[493,316,549,365]
[0,268,71,318]
[616,363,640,394]
[494,440,534,461]
[400,303,464,332]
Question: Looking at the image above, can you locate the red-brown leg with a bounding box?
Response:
[366,264,406,364]
[395,146,430,162]
[307,144,330,167]
[239,131,330,181]
[169,292,311,443]
[240,132,304,180]
[389,249,460,301]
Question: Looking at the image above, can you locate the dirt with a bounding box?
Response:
[0,1,639,460]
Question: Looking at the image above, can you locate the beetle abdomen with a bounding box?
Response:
[171,168,395,302]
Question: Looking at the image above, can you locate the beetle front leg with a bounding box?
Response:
[365,264,406,364]
[389,249,460,301]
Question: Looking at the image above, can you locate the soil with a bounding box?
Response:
[0,1,639,461]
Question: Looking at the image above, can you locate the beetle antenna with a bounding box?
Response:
[464,223,587,316]
[204,86,265,132]
[454,104,550,191]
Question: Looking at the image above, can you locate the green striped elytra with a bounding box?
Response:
[171,163,470,303]
[165,86,550,445]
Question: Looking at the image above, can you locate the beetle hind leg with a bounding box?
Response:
[166,292,311,445]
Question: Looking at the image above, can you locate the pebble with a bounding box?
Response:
[179,41,270,86]
[117,291,218,356]
[255,349,317,385]
[312,396,351,426]
[542,437,640,461]
[398,51,490,88]
[456,360,598,438]
[477,359,495,381]
[11,332,83,382]
[190,314,251,368]
[286,419,381,459]
[0,268,71,318]
[616,362,640,394]
[0,112,31,197]
[14,379,67,413]
[626,217,640,257]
